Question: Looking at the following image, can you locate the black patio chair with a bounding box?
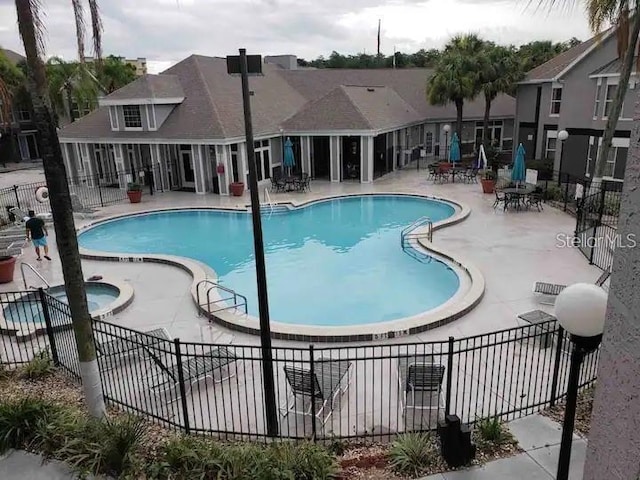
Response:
[270,176,285,193]
[526,192,544,211]
[493,190,506,209]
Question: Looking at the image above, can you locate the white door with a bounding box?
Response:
[179,150,196,188]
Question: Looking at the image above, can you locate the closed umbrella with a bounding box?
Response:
[449,132,461,163]
[283,137,296,176]
[511,143,526,187]
[476,144,488,170]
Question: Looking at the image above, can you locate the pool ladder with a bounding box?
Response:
[400,217,434,264]
[20,262,51,290]
[196,279,248,317]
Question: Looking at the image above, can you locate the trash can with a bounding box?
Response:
[5,206,15,223]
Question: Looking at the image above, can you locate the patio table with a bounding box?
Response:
[450,166,467,183]
[501,186,536,210]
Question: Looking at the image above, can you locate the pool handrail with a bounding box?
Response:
[20,262,51,290]
[196,279,248,316]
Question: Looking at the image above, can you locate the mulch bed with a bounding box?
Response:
[541,386,595,437]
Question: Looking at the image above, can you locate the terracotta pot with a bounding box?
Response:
[127,190,142,203]
[481,179,496,194]
[230,182,245,197]
[0,256,17,284]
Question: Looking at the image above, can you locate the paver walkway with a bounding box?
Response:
[0,449,103,479]
[421,414,586,479]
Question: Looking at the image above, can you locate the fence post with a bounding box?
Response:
[13,185,20,209]
[549,326,565,407]
[445,336,455,416]
[174,338,191,434]
[38,288,59,366]
[309,344,317,441]
[98,179,104,207]
[563,175,569,212]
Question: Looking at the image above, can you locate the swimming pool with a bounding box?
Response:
[2,283,120,325]
[79,195,461,327]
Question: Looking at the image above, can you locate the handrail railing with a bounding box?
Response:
[263,188,275,214]
[196,279,248,316]
[401,216,433,245]
[20,262,51,290]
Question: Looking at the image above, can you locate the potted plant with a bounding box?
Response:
[481,170,497,194]
[230,181,245,197]
[127,182,143,203]
[0,255,17,284]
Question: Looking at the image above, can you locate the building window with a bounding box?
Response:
[16,109,31,122]
[474,120,503,147]
[593,82,601,118]
[230,144,239,183]
[545,136,557,160]
[603,84,616,118]
[253,139,271,181]
[425,132,433,154]
[109,106,119,130]
[550,87,562,115]
[123,105,142,128]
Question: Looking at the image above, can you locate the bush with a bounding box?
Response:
[59,414,146,477]
[544,184,563,202]
[475,417,514,448]
[20,350,55,380]
[0,398,62,453]
[388,432,439,477]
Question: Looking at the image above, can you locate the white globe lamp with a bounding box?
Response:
[443,124,451,133]
[554,282,608,480]
[558,130,569,142]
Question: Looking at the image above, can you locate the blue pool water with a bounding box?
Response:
[79,195,460,326]
[3,284,119,325]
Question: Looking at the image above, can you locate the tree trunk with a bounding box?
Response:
[483,95,492,148]
[455,98,464,139]
[66,85,75,123]
[14,0,105,419]
[594,12,640,181]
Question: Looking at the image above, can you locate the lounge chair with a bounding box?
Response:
[533,269,611,305]
[152,346,238,403]
[69,194,98,218]
[398,355,445,424]
[96,327,171,370]
[281,358,352,426]
[9,206,52,224]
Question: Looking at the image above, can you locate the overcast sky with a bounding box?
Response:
[0,0,595,74]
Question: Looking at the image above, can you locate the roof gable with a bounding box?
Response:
[100,74,185,105]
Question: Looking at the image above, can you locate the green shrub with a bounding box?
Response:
[20,350,55,380]
[0,398,61,453]
[475,417,514,448]
[58,414,146,477]
[389,432,439,477]
[269,442,338,480]
[544,184,563,202]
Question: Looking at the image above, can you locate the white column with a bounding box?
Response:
[239,142,248,185]
[111,144,127,189]
[301,136,312,174]
[191,144,207,194]
[330,136,341,182]
[78,143,96,187]
[361,136,374,184]
[217,145,230,195]
[149,144,166,192]
[61,143,75,183]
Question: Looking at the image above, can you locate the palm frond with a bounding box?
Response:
[71,0,86,62]
[30,0,47,59]
[0,76,12,127]
[88,0,103,67]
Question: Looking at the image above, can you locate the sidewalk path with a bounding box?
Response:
[421,414,586,479]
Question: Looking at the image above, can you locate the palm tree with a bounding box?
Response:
[480,43,523,146]
[47,57,101,124]
[14,0,105,418]
[546,0,640,181]
[427,34,485,137]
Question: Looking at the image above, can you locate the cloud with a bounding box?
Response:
[0,0,592,73]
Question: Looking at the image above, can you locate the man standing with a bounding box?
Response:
[25,210,51,261]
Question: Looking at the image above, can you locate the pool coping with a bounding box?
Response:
[76,192,484,342]
[0,277,134,342]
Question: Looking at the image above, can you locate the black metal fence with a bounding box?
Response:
[0,165,165,225]
[0,290,599,442]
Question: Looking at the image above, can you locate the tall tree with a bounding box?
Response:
[480,43,523,146]
[14,0,105,418]
[427,34,485,137]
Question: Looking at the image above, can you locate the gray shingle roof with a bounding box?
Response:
[104,74,184,100]
[59,54,515,141]
[590,56,638,76]
[0,48,25,65]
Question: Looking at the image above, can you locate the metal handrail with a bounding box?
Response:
[196,279,248,316]
[263,188,275,214]
[400,216,433,246]
[20,262,51,290]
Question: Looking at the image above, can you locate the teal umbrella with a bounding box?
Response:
[283,137,295,175]
[511,143,526,186]
[449,132,461,163]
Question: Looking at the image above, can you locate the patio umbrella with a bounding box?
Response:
[476,144,488,170]
[283,137,296,176]
[449,132,461,163]
[511,143,526,187]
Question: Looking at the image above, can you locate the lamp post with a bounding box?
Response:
[443,124,451,161]
[557,129,569,186]
[226,49,278,437]
[554,283,608,480]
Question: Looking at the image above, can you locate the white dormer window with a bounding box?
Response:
[550,86,562,116]
[123,105,142,129]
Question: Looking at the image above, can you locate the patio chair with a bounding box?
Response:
[96,327,171,370]
[464,169,478,184]
[427,164,438,181]
[526,192,544,211]
[152,346,238,403]
[533,268,611,305]
[493,190,506,209]
[281,358,352,426]
[270,176,285,193]
[398,355,445,421]
[69,194,98,218]
[435,163,451,184]
[9,206,52,224]
[297,174,311,192]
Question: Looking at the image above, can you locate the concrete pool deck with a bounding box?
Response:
[0,166,602,347]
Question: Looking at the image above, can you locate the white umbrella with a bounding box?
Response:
[477,145,488,170]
